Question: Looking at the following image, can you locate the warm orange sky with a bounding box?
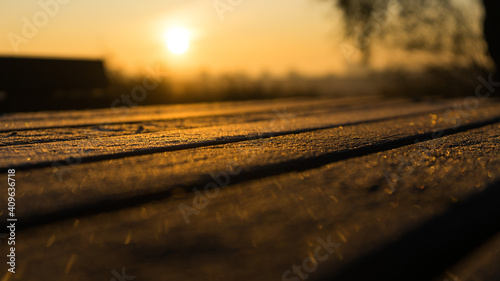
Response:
[0,0,483,78]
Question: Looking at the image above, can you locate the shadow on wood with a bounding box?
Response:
[322,179,500,281]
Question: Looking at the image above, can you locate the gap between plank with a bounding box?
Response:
[16,116,500,232]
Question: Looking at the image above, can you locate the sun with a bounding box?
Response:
[165,27,189,55]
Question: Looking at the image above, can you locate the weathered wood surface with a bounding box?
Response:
[1,96,499,281]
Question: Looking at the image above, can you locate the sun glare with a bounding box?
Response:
[165,27,189,55]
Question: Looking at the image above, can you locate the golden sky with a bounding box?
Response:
[0,0,483,78]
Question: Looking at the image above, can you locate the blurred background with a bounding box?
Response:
[0,0,496,112]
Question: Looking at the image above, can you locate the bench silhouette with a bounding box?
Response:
[0,56,107,112]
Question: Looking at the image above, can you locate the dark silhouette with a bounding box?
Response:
[0,56,107,112]
[482,0,500,74]
[0,57,107,93]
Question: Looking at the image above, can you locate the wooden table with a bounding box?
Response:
[1,96,500,281]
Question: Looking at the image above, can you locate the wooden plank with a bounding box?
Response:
[433,232,500,281]
[5,102,500,228]
[1,99,486,169]
[2,97,500,281]
[10,123,500,281]
[0,98,411,147]
[0,96,389,131]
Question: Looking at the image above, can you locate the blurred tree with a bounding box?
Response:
[327,0,499,73]
[482,0,500,72]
